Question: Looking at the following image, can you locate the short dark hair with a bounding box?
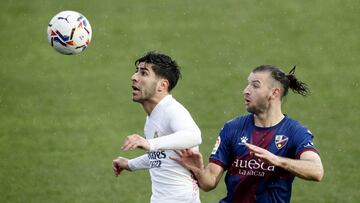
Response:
[135,51,181,92]
[252,65,310,97]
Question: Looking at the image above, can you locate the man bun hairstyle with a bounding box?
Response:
[253,65,310,97]
[135,51,181,92]
[286,65,310,96]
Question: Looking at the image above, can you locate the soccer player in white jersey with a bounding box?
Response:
[112,51,202,203]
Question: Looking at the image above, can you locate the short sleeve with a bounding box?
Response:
[293,127,319,159]
[209,123,232,169]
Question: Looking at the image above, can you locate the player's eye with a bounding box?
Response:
[253,84,260,88]
[140,70,148,76]
[250,82,260,88]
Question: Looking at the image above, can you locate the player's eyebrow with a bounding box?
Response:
[248,79,262,84]
[139,66,150,72]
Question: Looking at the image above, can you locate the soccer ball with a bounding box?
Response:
[47,10,92,55]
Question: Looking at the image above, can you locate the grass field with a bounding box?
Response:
[1,0,359,202]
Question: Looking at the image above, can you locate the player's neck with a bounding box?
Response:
[142,93,169,115]
[254,105,284,128]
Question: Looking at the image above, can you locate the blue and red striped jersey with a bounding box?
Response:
[209,114,318,203]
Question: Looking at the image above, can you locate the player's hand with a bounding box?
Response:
[112,156,130,177]
[245,143,281,166]
[170,149,205,175]
[122,134,150,151]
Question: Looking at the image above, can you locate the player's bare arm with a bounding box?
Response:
[171,149,225,191]
[198,163,225,191]
[246,143,324,181]
[122,134,150,151]
[112,156,131,176]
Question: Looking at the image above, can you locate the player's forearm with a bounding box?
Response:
[277,156,323,181]
[128,154,150,171]
[193,168,219,191]
[191,163,224,192]
[148,128,202,151]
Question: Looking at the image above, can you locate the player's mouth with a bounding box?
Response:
[244,98,251,105]
[132,85,141,94]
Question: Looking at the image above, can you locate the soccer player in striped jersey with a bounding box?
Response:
[172,65,324,203]
[112,51,202,203]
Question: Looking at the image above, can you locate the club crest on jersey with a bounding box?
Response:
[153,131,159,138]
[211,136,221,155]
[275,135,288,149]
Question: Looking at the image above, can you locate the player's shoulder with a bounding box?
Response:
[225,114,252,126]
[283,115,312,136]
[222,114,253,132]
[217,114,252,141]
[163,95,191,117]
[165,95,186,109]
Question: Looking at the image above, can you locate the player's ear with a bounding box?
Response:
[271,87,281,100]
[158,79,169,92]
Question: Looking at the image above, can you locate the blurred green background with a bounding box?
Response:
[1,0,359,202]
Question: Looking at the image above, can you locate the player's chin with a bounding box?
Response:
[245,106,256,114]
[132,92,138,98]
[132,97,140,102]
[244,103,251,111]
[132,95,142,103]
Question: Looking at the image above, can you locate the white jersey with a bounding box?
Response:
[128,95,202,203]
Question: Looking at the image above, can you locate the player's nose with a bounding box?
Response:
[131,72,138,82]
[243,85,250,95]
